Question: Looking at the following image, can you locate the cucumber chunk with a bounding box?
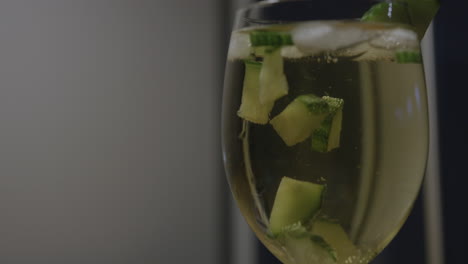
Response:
[259,48,289,104]
[406,0,440,38]
[250,31,293,47]
[311,96,344,152]
[362,0,439,39]
[253,46,268,57]
[284,234,337,264]
[298,95,332,114]
[361,2,411,25]
[227,32,252,60]
[281,46,306,59]
[312,219,359,264]
[270,94,329,146]
[237,61,274,124]
[280,223,336,264]
[269,177,325,236]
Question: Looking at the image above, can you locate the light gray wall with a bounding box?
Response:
[0,1,222,263]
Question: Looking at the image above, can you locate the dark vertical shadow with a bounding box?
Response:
[372,194,426,264]
[258,241,282,264]
[435,1,468,263]
[219,0,232,264]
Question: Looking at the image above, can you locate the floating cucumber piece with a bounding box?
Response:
[284,235,337,264]
[312,219,359,264]
[280,223,336,264]
[297,95,333,114]
[270,94,329,146]
[227,32,252,60]
[269,177,325,236]
[237,61,274,124]
[406,0,440,38]
[395,50,422,63]
[361,2,411,25]
[362,0,439,39]
[253,46,268,57]
[259,48,289,105]
[281,222,308,237]
[250,31,293,47]
[281,46,306,59]
[311,96,344,153]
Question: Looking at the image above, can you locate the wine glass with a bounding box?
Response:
[222,0,436,263]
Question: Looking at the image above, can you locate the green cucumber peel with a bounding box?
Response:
[250,31,294,47]
[395,50,422,63]
[311,97,344,153]
[311,116,335,152]
[243,59,262,66]
[310,235,338,262]
[297,94,331,114]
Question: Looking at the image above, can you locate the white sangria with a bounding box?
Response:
[222,1,438,263]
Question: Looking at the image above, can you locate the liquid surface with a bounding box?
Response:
[222,21,428,264]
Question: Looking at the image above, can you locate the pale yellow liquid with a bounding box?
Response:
[222,23,428,264]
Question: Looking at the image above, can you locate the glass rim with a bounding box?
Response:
[235,0,389,26]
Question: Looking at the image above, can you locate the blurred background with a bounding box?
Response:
[0,0,464,263]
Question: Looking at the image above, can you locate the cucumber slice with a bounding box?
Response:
[311,96,344,152]
[361,2,411,25]
[270,95,329,146]
[281,222,308,237]
[281,46,306,59]
[284,235,337,264]
[253,46,268,57]
[362,0,439,39]
[269,177,325,236]
[280,225,336,264]
[406,0,440,38]
[250,31,293,47]
[312,220,359,264]
[227,32,252,61]
[395,50,422,63]
[298,95,333,114]
[259,48,289,105]
[237,61,274,124]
